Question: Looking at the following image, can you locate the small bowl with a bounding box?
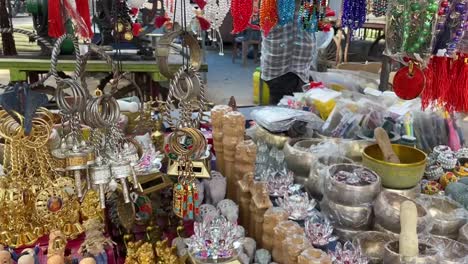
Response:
[283,138,322,177]
[321,198,373,230]
[459,223,468,244]
[423,235,468,264]
[254,125,288,149]
[324,164,381,206]
[374,192,430,234]
[362,144,427,189]
[382,184,421,199]
[383,241,438,264]
[373,222,399,237]
[333,226,364,242]
[419,196,467,239]
[306,155,354,199]
[353,231,395,264]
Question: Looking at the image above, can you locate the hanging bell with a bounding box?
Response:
[66,145,88,198]
[90,158,111,209]
[123,143,140,189]
[110,159,132,203]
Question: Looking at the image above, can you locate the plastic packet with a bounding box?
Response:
[282,234,311,264]
[251,107,324,133]
[322,164,381,206]
[298,248,331,264]
[385,0,438,66]
[308,140,347,157]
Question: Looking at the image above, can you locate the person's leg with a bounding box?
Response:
[265,72,304,104]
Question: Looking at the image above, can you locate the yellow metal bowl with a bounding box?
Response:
[362,144,427,189]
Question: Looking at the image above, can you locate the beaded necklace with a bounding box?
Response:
[277,0,295,26]
[436,0,468,55]
[341,0,366,30]
[372,0,387,17]
[260,0,278,35]
[297,0,328,32]
[231,0,254,33]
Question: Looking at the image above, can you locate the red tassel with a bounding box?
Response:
[155,16,169,28]
[194,0,207,9]
[132,23,142,36]
[421,61,434,109]
[196,16,211,31]
[433,56,450,103]
[451,54,468,112]
[75,0,93,39]
[231,0,254,34]
[48,0,65,37]
[130,8,139,16]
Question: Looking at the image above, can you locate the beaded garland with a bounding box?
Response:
[277,0,295,26]
[260,0,279,35]
[372,0,387,17]
[436,0,468,55]
[231,0,254,33]
[297,0,329,32]
[341,0,366,30]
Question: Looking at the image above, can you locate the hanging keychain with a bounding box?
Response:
[169,128,206,219]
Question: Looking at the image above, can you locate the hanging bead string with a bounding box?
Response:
[439,0,468,56]
[341,0,366,31]
[277,0,295,26]
[260,0,278,35]
[231,0,254,33]
[372,0,387,17]
[297,0,330,32]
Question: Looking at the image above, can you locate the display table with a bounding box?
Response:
[0,56,208,82]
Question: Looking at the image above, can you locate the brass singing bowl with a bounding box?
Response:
[382,184,421,199]
[333,226,364,243]
[374,192,430,233]
[306,155,354,199]
[383,241,438,264]
[420,196,467,239]
[325,164,381,206]
[362,144,427,189]
[283,138,322,178]
[321,198,373,230]
[373,222,399,237]
[254,125,288,149]
[353,231,395,264]
[459,223,468,244]
[423,235,468,264]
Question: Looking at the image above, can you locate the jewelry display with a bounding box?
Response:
[203,0,231,55]
[341,0,366,31]
[297,0,331,32]
[259,0,278,36]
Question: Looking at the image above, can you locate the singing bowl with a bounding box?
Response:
[362,144,427,189]
[324,164,381,206]
[306,155,354,199]
[374,192,430,234]
[373,222,399,237]
[254,125,289,149]
[383,241,438,264]
[321,198,373,230]
[381,184,421,199]
[420,196,467,239]
[333,226,364,242]
[353,231,395,264]
[283,138,323,178]
[459,223,468,244]
[423,235,468,264]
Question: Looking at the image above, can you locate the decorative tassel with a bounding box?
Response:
[446,55,466,112]
[48,0,65,37]
[231,0,254,34]
[433,56,450,104]
[194,0,207,9]
[132,22,142,36]
[75,0,93,39]
[421,61,434,109]
[259,0,278,36]
[130,8,139,16]
[155,16,169,28]
[196,16,211,31]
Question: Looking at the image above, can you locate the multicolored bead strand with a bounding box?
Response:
[298,0,318,32]
[260,0,279,35]
[277,0,295,26]
[231,0,254,33]
[341,0,366,30]
[372,0,388,17]
[444,0,468,55]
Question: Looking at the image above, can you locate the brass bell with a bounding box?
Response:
[0,231,12,245]
[21,232,38,246]
[124,31,134,41]
[62,223,73,237]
